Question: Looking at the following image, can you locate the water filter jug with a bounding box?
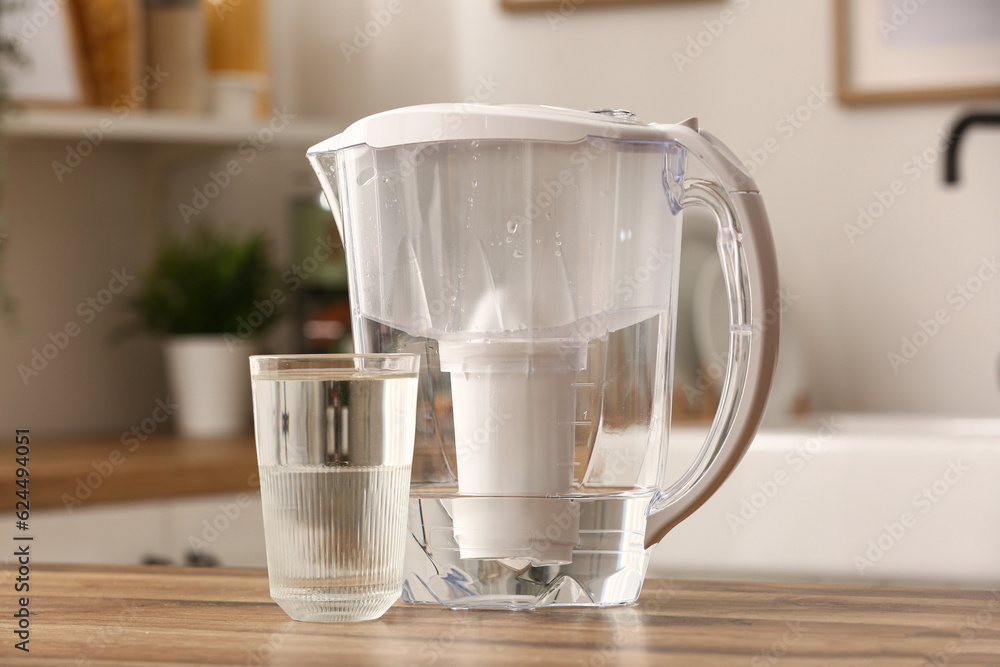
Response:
[308,104,779,608]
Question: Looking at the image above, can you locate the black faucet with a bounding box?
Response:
[944,111,1000,184]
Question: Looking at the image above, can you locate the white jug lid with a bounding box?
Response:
[307,103,680,153]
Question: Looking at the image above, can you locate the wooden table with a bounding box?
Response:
[1,565,999,666]
[0,434,258,509]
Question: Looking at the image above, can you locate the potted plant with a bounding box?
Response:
[129,226,279,438]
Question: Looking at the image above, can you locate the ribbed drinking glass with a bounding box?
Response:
[250,354,419,622]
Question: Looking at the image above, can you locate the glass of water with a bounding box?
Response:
[249,354,419,622]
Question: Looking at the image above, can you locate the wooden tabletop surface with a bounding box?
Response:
[0,434,258,510]
[1,564,999,666]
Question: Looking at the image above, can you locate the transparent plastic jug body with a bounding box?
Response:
[308,105,779,609]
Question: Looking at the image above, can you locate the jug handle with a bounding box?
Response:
[644,119,780,549]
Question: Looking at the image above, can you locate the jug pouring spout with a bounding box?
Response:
[307,140,346,240]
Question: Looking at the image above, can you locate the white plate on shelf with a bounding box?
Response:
[674,215,719,414]
[691,246,806,421]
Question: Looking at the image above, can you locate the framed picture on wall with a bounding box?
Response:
[835,0,1000,104]
[0,1,91,106]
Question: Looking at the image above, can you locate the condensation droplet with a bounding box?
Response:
[506,220,518,234]
[513,249,524,258]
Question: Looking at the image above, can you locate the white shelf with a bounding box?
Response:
[1,107,345,148]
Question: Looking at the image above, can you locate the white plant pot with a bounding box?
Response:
[164,335,254,438]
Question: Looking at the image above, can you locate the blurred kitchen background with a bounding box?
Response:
[1,0,999,586]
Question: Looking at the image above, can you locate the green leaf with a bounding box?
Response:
[128,226,281,336]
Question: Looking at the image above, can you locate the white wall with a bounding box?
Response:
[270,0,1000,416]
[0,141,163,434]
[0,141,306,435]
